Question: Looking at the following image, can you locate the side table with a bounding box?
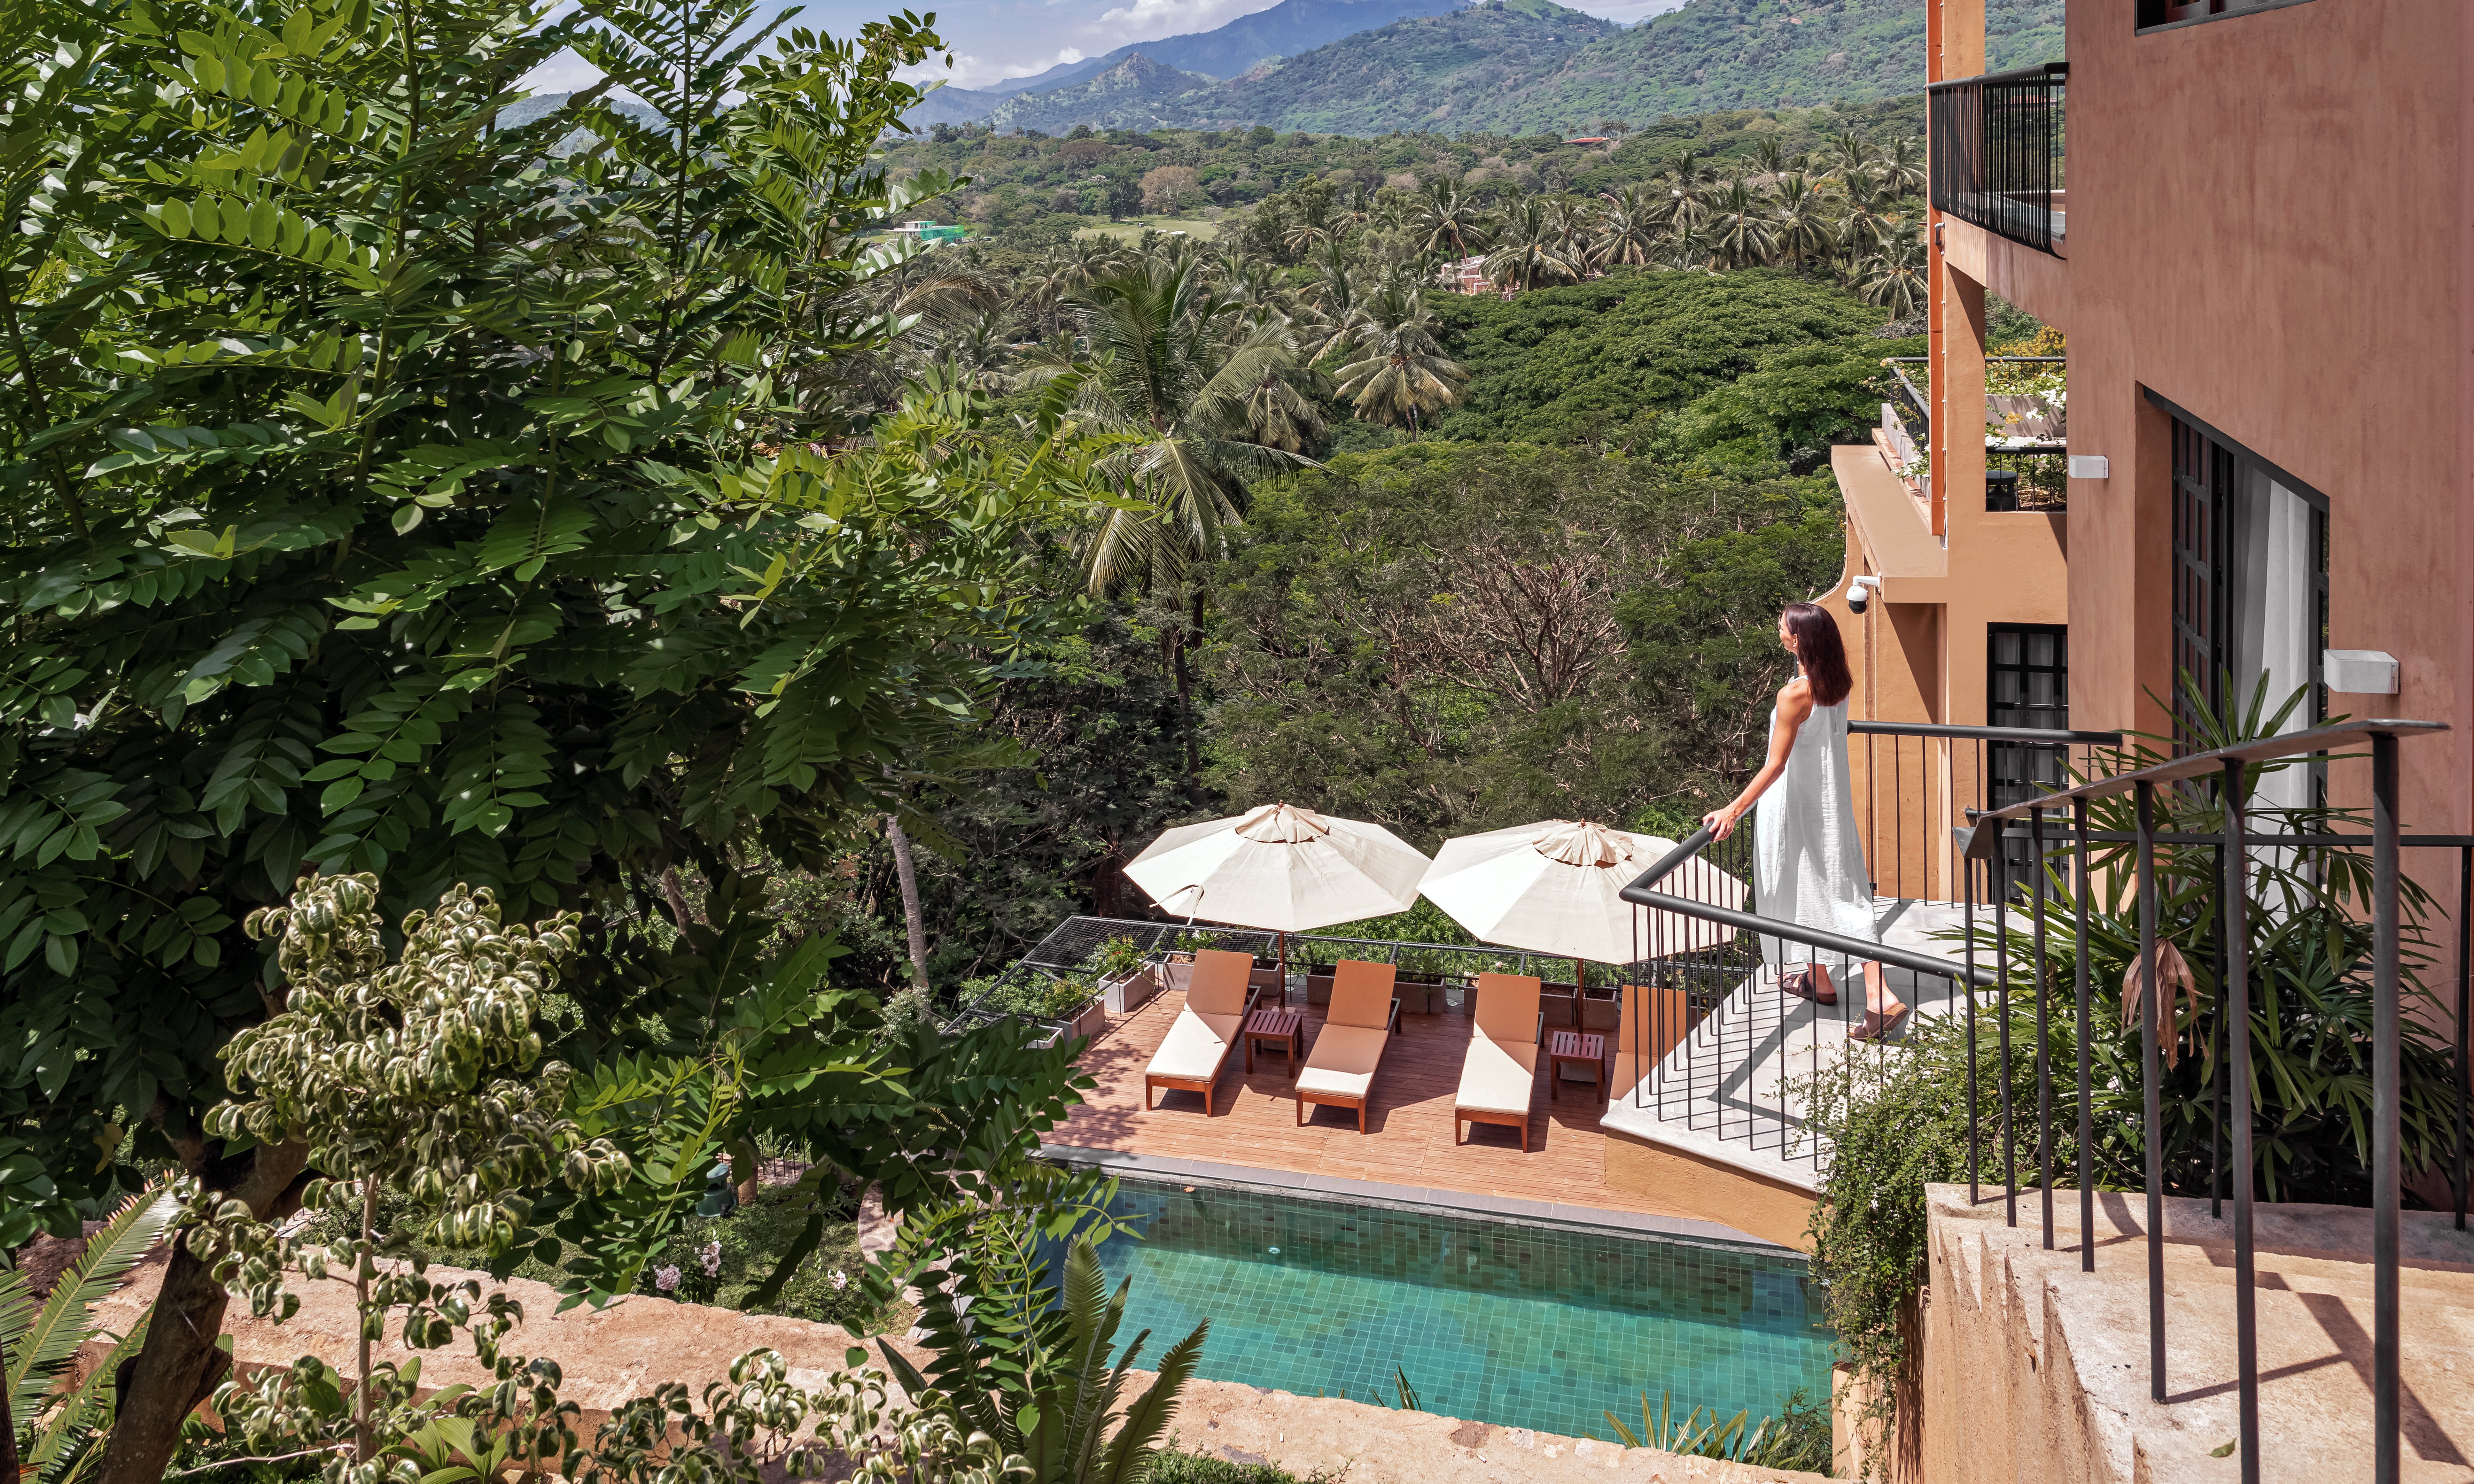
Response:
[1244,1008,1304,1075]
[1548,1030,1606,1102]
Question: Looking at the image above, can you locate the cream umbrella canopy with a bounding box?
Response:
[1418,820,1743,985]
[1123,804,1430,955]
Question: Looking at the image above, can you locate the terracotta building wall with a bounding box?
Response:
[2061,0,2472,846]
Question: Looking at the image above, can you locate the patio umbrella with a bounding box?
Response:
[1418,820,1744,988]
[1122,803,1431,975]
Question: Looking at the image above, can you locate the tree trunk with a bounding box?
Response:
[886,813,931,991]
[98,1139,312,1484]
[1175,591,1203,792]
[658,866,696,933]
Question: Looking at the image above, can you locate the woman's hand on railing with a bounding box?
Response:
[1701,807,1743,841]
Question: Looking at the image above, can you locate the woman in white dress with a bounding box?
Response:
[1699,601,1907,1039]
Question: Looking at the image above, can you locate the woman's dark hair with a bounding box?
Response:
[1782,601,1853,708]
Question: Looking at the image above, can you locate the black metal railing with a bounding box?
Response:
[1929,62,2068,255]
[1849,720,2124,906]
[1622,717,2455,1484]
[1615,824,1996,1175]
[1966,719,2464,1484]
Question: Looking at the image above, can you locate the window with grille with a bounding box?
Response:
[1989,624,2069,887]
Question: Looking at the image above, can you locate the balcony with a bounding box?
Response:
[1879,356,2068,510]
[1929,62,2067,257]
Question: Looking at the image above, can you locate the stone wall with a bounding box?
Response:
[1917,1183,2474,1484]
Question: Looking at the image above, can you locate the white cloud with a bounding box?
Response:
[516,47,605,96]
[1092,0,1277,44]
[901,45,1089,89]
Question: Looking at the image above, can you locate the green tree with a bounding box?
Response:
[1331,282,1468,436]
[1040,258,1313,595]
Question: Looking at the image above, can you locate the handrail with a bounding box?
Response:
[1851,719,2121,745]
[1926,59,2069,92]
[1619,827,1995,986]
[1966,718,2448,836]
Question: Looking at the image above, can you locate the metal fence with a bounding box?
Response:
[1929,62,2068,255]
[1626,717,2459,1484]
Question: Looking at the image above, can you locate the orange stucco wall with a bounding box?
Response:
[2062,0,2472,839]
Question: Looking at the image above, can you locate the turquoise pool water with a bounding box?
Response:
[1060,1179,1833,1441]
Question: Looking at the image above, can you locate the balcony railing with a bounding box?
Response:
[1623,717,2466,1484]
[1929,62,2067,256]
[1879,356,2069,509]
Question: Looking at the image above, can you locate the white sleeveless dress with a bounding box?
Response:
[1753,694,1879,971]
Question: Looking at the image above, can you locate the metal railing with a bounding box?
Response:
[1622,716,2458,1484]
[1849,720,2124,906]
[1929,62,2068,256]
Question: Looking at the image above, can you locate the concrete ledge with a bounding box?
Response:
[1040,1142,1794,1255]
[1597,1129,1819,1253]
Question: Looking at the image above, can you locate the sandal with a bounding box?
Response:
[1847,1000,1909,1042]
[1779,962,1839,1005]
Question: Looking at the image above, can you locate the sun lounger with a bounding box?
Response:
[1143,948,1261,1116]
[1295,960,1403,1132]
[1455,972,1544,1151]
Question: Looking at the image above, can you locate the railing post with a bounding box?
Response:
[2033,805,2053,1249]
[2372,732,2400,1484]
[2074,796,2093,1272]
[1996,833,2015,1228]
[2220,759,2259,1484]
[2137,778,2165,1401]
[1965,850,1980,1206]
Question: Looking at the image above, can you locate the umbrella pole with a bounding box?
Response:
[1575,956,1585,1029]
[1280,931,1289,1004]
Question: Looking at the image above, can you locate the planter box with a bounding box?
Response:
[1396,974,1450,1014]
[1249,966,1287,1003]
[1304,970,1334,1005]
[1579,985,1622,1032]
[1540,980,1582,1027]
[1103,966,1159,1016]
[1162,957,1194,996]
[1030,997,1108,1048]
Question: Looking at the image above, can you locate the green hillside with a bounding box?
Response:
[983,54,1222,134]
[1448,0,2065,130]
[939,0,2060,136]
[1199,0,1618,134]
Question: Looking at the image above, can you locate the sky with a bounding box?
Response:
[522,0,1687,95]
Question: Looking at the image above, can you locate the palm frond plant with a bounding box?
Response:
[1413,181,1493,258]
[1770,173,1835,279]
[4,1188,176,1484]
[1703,178,1778,271]
[879,1181,1205,1484]
[1857,227,1929,321]
[1482,197,1586,290]
[1047,259,1315,595]
[1332,283,1468,437]
[1591,185,1664,268]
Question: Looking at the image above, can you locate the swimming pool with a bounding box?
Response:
[1059,1176,1833,1441]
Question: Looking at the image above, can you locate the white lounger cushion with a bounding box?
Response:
[1296,1024,1390,1101]
[1456,1035,1540,1116]
[1147,1009,1244,1081]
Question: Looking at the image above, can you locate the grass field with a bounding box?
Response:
[1075,216,1221,243]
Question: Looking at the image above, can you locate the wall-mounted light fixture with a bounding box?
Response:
[2067,454,2110,480]
[2324,649,2400,695]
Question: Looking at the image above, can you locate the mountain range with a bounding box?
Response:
[913,0,2062,137]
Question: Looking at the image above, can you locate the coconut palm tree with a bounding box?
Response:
[1750,136,1789,179]
[1040,258,1316,594]
[1858,226,1929,321]
[1333,281,1469,436]
[1703,177,1778,270]
[1592,184,1664,268]
[1835,173,1902,265]
[1880,135,1927,197]
[1770,172,1834,278]
[1485,196,1587,289]
[1414,180,1493,258]
[1825,129,1875,183]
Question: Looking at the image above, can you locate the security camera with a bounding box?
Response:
[1845,576,1884,614]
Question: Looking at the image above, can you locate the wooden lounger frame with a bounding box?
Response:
[1294,997,1402,1132]
[1141,984,1260,1117]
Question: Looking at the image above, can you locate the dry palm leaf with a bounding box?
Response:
[2120,938,2203,1067]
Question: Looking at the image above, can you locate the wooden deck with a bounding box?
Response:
[1051,984,1703,1221]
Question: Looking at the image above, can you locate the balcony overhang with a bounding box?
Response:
[1833,444,1947,582]
[1940,216,2073,333]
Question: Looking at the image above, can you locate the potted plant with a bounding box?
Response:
[1032,972,1107,1045]
[1086,936,1159,1016]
